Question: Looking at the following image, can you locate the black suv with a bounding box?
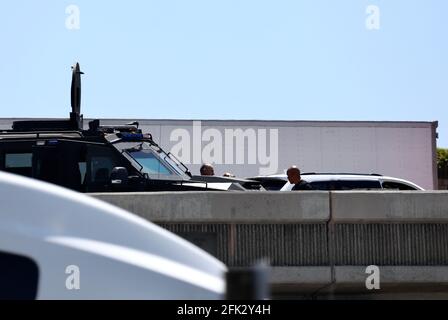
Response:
[0,63,260,192]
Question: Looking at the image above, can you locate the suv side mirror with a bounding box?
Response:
[110,167,128,185]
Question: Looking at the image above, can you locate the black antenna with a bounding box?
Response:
[70,62,84,130]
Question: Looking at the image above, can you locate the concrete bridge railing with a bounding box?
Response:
[92,191,448,298]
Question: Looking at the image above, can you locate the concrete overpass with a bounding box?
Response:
[92,191,448,299]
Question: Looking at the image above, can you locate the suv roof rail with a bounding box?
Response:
[0,131,83,139]
[301,172,383,176]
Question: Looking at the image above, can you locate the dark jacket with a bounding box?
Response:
[292,180,313,191]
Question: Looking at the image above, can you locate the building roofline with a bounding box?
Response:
[0,118,438,128]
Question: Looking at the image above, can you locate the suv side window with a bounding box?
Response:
[4,153,32,177]
[85,144,127,191]
[0,251,39,300]
[309,181,338,190]
[260,180,288,191]
[337,180,382,190]
[382,181,417,190]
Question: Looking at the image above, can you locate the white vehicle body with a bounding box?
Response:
[0,171,226,300]
[277,174,425,191]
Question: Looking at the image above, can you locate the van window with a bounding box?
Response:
[0,251,39,300]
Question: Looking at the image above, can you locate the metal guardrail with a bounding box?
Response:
[158,223,448,267]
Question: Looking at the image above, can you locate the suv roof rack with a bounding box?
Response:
[87,119,141,134]
[12,119,79,132]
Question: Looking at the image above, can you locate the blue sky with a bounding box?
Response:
[1,1,447,146]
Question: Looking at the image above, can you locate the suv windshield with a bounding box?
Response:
[114,141,191,180]
[128,149,172,175]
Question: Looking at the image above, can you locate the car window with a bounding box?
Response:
[78,162,86,184]
[258,179,287,191]
[3,153,32,177]
[382,181,417,190]
[128,150,172,176]
[0,251,39,300]
[337,180,382,190]
[309,180,338,190]
[5,153,32,168]
[115,141,187,180]
[85,145,124,188]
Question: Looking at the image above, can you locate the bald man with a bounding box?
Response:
[287,166,313,191]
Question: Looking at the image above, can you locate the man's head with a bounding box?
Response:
[287,166,301,184]
[200,163,215,176]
